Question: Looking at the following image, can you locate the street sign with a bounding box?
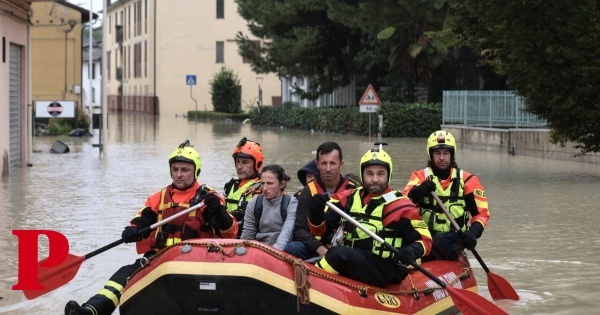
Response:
[359,84,381,113]
[186,75,197,85]
[35,101,75,118]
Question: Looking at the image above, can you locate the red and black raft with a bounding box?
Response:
[119,239,477,315]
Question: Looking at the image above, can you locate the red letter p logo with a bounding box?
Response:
[12,230,69,292]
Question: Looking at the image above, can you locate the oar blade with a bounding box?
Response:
[23,254,85,300]
[488,271,520,301]
[446,286,509,315]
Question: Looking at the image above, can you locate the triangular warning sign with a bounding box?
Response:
[359,84,381,106]
[187,76,196,85]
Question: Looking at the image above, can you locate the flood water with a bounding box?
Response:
[1,112,599,314]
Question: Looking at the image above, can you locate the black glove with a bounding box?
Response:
[395,243,423,265]
[408,179,436,204]
[202,193,222,224]
[121,226,142,243]
[308,194,328,225]
[203,193,233,230]
[462,222,484,250]
[397,264,409,281]
[190,184,209,206]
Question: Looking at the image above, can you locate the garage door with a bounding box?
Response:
[9,43,22,171]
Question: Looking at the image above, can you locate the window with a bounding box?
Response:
[144,40,147,78]
[243,40,260,63]
[216,0,224,19]
[107,51,111,80]
[92,87,96,103]
[134,42,142,78]
[92,61,96,79]
[216,41,224,63]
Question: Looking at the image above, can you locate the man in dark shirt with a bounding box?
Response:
[283,141,356,260]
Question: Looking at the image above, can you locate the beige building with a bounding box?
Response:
[30,2,97,115]
[105,0,281,116]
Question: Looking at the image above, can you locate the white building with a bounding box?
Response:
[82,36,102,111]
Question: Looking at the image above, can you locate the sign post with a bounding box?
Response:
[186,75,197,121]
[358,84,381,141]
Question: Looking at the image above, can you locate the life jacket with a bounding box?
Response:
[342,187,403,258]
[306,177,357,197]
[224,178,261,214]
[149,185,216,249]
[253,193,291,230]
[420,167,468,233]
[307,178,357,244]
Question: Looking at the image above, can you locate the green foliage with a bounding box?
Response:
[36,107,90,136]
[209,67,242,114]
[187,110,249,121]
[48,121,73,136]
[448,1,600,153]
[234,0,504,104]
[235,0,367,99]
[249,103,441,137]
[62,108,91,131]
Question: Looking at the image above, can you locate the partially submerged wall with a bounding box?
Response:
[442,125,600,164]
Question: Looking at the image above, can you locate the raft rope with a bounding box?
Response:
[127,240,471,305]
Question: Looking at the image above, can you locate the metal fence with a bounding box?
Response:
[442,91,547,128]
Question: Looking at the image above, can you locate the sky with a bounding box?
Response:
[66,0,101,13]
[66,0,104,26]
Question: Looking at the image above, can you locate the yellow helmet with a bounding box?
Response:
[359,147,393,184]
[427,130,457,161]
[169,140,202,179]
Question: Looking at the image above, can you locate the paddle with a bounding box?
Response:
[430,192,520,301]
[325,201,509,315]
[22,201,205,300]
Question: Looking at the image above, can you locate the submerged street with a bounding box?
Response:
[1,112,599,314]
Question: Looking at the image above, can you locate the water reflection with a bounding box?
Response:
[0,112,599,314]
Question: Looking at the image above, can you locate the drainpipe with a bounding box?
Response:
[27,12,32,167]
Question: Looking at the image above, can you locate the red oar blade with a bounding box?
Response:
[488,271,520,301]
[446,286,509,315]
[23,254,85,300]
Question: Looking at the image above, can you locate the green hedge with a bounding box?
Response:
[187,110,250,121]
[249,102,441,137]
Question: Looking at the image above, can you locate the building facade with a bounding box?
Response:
[29,2,96,120]
[1,0,34,176]
[83,36,102,112]
[104,0,281,116]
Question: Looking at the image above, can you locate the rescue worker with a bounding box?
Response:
[402,130,490,261]
[65,141,237,315]
[308,146,432,287]
[284,141,357,260]
[223,137,264,236]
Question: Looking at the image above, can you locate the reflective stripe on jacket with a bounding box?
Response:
[343,187,403,258]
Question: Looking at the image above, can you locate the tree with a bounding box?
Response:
[235,0,363,100]
[327,0,449,88]
[210,67,242,114]
[449,1,600,154]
